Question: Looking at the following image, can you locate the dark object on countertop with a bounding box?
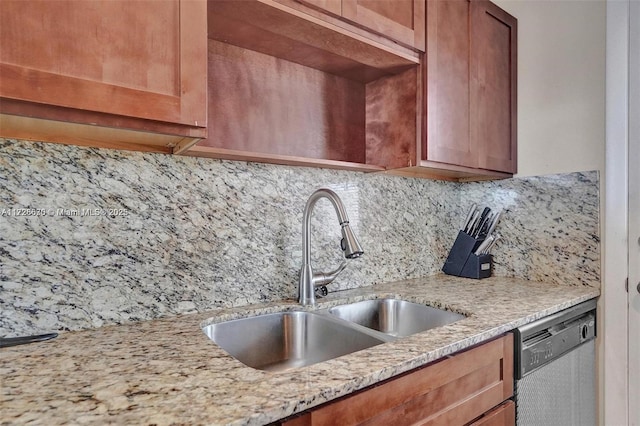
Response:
[0,333,58,348]
[445,204,503,279]
[442,230,492,279]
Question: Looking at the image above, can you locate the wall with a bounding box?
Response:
[0,139,599,337]
[493,0,606,177]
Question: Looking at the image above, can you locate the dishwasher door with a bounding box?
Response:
[515,339,596,425]
[514,299,597,426]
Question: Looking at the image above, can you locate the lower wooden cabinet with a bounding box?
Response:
[279,334,514,426]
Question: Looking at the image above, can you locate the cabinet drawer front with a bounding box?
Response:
[282,334,514,426]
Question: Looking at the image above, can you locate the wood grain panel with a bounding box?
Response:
[207,0,419,83]
[280,334,513,425]
[183,146,385,172]
[382,163,512,182]
[342,0,425,51]
[365,68,419,169]
[357,0,414,28]
[470,1,517,173]
[469,401,516,426]
[424,0,475,168]
[199,40,366,163]
[358,361,503,425]
[273,0,420,55]
[297,0,342,16]
[0,114,197,153]
[0,0,178,94]
[0,98,206,139]
[0,0,207,127]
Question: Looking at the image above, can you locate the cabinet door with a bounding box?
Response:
[424,0,475,168]
[0,0,206,128]
[342,0,425,51]
[424,0,516,175]
[470,0,517,173]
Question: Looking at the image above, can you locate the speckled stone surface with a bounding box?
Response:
[0,275,599,426]
[0,139,599,337]
[448,173,600,285]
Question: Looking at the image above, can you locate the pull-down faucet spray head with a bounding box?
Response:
[341,223,364,259]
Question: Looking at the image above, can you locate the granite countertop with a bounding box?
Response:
[0,275,599,426]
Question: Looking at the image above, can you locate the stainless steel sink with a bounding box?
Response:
[328,299,466,337]
[202,311,386,371]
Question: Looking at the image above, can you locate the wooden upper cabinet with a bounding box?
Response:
[424,0,474,169]
[470,0,517,174]
[365,0,516,181]
[0,0,207,136]
[423,0,516,176]
[342,0,425,51]
[291,0,425,51]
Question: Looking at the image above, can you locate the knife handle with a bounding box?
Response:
[474,235,494,256]
[485,210,502,237]
[462,203,477,232]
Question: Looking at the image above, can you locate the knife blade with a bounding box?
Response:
[0,333,58,348]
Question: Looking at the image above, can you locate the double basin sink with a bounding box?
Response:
[202,299,465,372]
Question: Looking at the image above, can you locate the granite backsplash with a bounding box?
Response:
[0,138,600,337]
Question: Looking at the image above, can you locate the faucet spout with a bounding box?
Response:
[298,188,364,306]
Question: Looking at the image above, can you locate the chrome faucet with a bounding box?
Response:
[299,188,364,306]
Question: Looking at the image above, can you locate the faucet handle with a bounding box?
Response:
[312,261,348,287]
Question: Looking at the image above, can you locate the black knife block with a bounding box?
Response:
[442,230,493,279]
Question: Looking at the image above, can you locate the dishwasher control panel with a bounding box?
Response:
[514,299,597,379]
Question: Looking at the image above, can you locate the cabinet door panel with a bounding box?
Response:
[469,401,516,426]
[280,334,514,426]
[0,0,206,127]
[471,0,517,173]
[342,0,425,51]
[297,0,342,16]
[424,0,475,168]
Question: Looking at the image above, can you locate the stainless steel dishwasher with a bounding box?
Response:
[514,298,597,426]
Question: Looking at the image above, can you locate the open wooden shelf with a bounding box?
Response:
[207,0,419,83]
[186,6,421,172]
